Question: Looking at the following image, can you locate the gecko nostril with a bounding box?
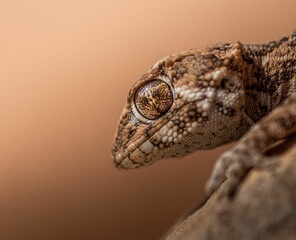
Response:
[134,79,173,120]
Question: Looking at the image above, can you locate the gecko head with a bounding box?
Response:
[112,44,246,169]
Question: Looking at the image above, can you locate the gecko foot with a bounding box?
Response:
[205,146,266,197]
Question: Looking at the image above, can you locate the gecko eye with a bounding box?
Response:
[134,79,173,120]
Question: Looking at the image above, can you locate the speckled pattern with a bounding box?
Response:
[112,32,296,195]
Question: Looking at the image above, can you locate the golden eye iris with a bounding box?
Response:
[134,79,173,120]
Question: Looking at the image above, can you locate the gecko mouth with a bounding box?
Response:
[113,115,173,169]
[115,156,148,170]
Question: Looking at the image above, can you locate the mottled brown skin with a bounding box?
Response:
[112,32,296,196]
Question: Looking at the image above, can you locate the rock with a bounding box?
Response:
[164,135,296,240]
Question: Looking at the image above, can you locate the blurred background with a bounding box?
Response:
[0,0,295,239]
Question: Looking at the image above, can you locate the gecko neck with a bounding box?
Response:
[242,33,296,122]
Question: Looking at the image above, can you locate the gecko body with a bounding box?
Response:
[112,33,296,195]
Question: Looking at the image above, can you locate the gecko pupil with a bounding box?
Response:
[134,79,173,120]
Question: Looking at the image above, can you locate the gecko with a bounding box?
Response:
[111,32,296,196]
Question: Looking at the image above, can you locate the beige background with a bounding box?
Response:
[0,0,295,239]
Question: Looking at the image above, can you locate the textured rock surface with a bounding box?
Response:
[164,136,296,240]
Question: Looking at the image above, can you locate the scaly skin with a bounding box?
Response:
[112,32,296,196]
